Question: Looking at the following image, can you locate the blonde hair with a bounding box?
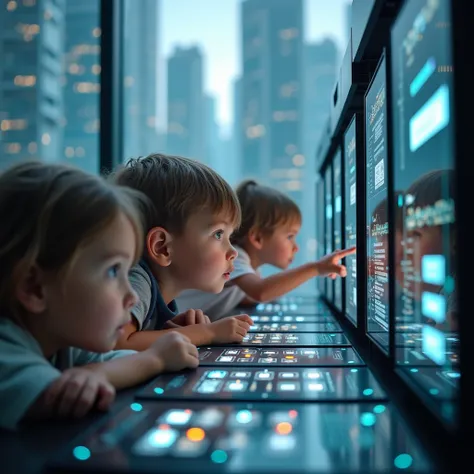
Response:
[231,180,302,246]
[113,153,241,234]
[0,161,146,318]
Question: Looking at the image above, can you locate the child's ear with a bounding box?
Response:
[248,228,264,250]
[147,227,173,267]
[15,265,48,314]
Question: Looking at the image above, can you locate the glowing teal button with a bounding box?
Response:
[351,368,358,373]
[130,403,143,412]
[236,410,252,424]
[360,412,377,427]
[363,388,374,396]
[211,449,228,464]
[154,387,164,395]
[394,453,413,469]
[73,446,91,461]
[429,388,440,396]
[410,368,418,373]
[373,404,386,414]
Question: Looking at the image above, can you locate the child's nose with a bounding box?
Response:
[126,286,139,309]
[228,244,238,261]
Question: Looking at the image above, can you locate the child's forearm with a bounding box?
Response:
[84,351,163,390]
[253,263,318,302]
[118,325,214,351]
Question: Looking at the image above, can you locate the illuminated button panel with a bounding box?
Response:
[233,332,351,347]
[137,367,387,402]
[198,346,364,367]
[253,303,328,315]
[249,322,341,333]
[251,315,335,323]
[47,402,432,473]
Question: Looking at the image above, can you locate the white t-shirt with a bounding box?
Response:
[176,246,257,321]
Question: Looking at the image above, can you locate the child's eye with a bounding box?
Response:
[288,234,295,240]
[107,263,121,278]
[213,230,224,241]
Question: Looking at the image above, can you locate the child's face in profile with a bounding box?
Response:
[260,221,300,269]
[41,212,138,353]
[170,210,237,294]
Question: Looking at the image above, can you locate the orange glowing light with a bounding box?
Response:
[276,422,292,435]
[186,427,205,442]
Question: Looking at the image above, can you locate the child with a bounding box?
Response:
[177,180,356,320]
[0,162,199,431]
[113,154,253,350]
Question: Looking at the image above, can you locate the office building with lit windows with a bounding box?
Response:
[123,0,160,160]
[0,0,65,170]
[63,1,101,174]
[241,0,304,201]
[166,46,204,160]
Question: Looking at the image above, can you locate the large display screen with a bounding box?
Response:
[324,164,334,302]
[344,116,358,325]
[333,149,343,311]
[391,0,458,425]
[365,54,390,352]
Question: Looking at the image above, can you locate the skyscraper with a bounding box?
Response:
[241,0,304,199]
[303,40,338,162]
[0,0,65,170]
[241,0,305,267]
[63,1,101,174]
[204,93,220,169]
[303,39,338,267]
[166,46,204,160]
[123,0,160,160]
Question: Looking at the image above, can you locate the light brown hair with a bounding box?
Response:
[231,180,302,246]
[113,153,241,234]
[0,161,146,318]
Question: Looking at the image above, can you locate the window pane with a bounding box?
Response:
[0,0,100,173]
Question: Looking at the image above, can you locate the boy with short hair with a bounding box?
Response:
[177,180,356,320]
[113,153,253,350]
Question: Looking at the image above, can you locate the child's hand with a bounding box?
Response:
[164,309,211,328]
[148,332,199,372]
[42,368,115,418]
[316,247,356,279]
[209,314,253,344]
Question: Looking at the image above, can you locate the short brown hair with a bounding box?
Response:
[0,161,145,318]
[232,180,301,246]
[113,153,241,234]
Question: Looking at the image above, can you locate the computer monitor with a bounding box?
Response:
[316,178,325,295]
[324,164,334,302]
[365,52,390,353]
[333,148,343,311]
[344,116,357,326]
[391,0,457,425]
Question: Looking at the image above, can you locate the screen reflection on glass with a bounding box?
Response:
[391,0,458,425]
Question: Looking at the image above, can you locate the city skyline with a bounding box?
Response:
[161,0,351,132]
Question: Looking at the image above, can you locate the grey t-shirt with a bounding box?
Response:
[176,246,257,321]
[0,318,136,431]
[128,262,178,330]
